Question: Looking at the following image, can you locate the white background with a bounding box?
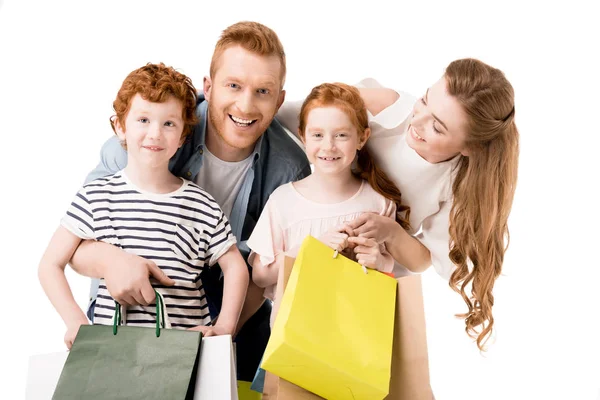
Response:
[1,0,599,399]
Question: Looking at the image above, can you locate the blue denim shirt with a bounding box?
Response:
[85,94,311,314]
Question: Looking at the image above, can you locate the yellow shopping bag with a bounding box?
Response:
[261,236,397,400]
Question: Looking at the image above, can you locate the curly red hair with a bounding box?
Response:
[111,63,198,149]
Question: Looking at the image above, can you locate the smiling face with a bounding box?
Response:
[302,106,368,178]
[406,77,469,163]
[115,94,185,169]
[203,45,285,156]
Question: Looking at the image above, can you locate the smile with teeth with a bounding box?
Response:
[143,145,164,151]
[230,115,257,127]
[318,156,341,161]
[410,126,426,142]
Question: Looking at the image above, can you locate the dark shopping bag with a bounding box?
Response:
[51,291,202,399]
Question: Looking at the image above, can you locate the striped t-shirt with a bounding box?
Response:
[61,171,236,329]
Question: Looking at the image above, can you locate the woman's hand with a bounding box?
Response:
[344,212,399,244]
[347,236,391,272]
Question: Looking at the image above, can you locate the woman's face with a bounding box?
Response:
[406,77,469,163]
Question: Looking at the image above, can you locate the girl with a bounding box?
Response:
[277,58,519,350]
[246,82,427,309]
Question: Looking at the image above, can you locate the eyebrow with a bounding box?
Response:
[425,88,449,131]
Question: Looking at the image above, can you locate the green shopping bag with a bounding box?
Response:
[52,291,202,399]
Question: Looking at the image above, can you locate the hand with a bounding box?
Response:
[347,236,388,272]
[319,224,355,252]
[104,253,175,306]
[343,213,398,244]
[64,316,90,350]
[188,324,233,337]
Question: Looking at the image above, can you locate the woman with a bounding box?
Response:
[277,58,519,350]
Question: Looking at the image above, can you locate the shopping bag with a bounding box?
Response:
[27,335,241,400]
[263,256,434,400]
[51,291,202,399]
[261,236,397,400]
[194,334,239,400]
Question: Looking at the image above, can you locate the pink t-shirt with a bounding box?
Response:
[247,180,396,302]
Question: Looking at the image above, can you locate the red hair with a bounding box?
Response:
[111,63,198,149]
[299,83,410,229]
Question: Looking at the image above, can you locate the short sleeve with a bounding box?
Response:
[60,186,95,240]
[247,198,285,268]
[415,200,455,280]
[206,213,237,267]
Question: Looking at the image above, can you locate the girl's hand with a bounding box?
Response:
[347,236,391,272]
[344,213,399,244]
[64,317,90,349]
[318,224,355,252]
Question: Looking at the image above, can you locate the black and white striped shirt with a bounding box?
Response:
[61,171,236,329]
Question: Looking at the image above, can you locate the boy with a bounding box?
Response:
[38,63,249,348]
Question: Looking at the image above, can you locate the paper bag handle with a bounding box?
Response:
[112,290,171,337]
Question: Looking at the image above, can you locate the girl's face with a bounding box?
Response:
[302,106,368,177]
[406,77,469,163]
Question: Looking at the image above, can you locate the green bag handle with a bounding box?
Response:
[113,289,166,337]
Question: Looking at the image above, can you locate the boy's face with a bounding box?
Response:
[115,94,185,168]
[203,45,286,153]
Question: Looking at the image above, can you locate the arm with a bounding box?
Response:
[357,87,400,117]
[38,227,89,348]
[234,279,266,337]
[196,246,249,336]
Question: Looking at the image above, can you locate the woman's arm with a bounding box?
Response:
[357,87,400,116]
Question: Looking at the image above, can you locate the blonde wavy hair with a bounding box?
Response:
[446,59,519,350]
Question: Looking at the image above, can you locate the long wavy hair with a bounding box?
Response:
[298,83,411,229]
[445,59,519,350]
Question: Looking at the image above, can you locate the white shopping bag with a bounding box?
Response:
[26,335,239,400]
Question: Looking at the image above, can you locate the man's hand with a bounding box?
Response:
[104,253,175,306]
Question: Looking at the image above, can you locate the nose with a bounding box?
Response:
[322,136,336,151]
[147,122,162,139]
[236,89,255,115]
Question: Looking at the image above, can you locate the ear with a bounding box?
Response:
[298,128,306,145]
[275,90,286,112]
[114,116,126,141]
[460,146,471,157]
[358,127,371,150]
[203,76,213,101]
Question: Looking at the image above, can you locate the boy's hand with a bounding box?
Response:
[104,253,175,306]
[64,316,90,350]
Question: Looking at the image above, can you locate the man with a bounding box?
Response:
[69,21,311,381]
